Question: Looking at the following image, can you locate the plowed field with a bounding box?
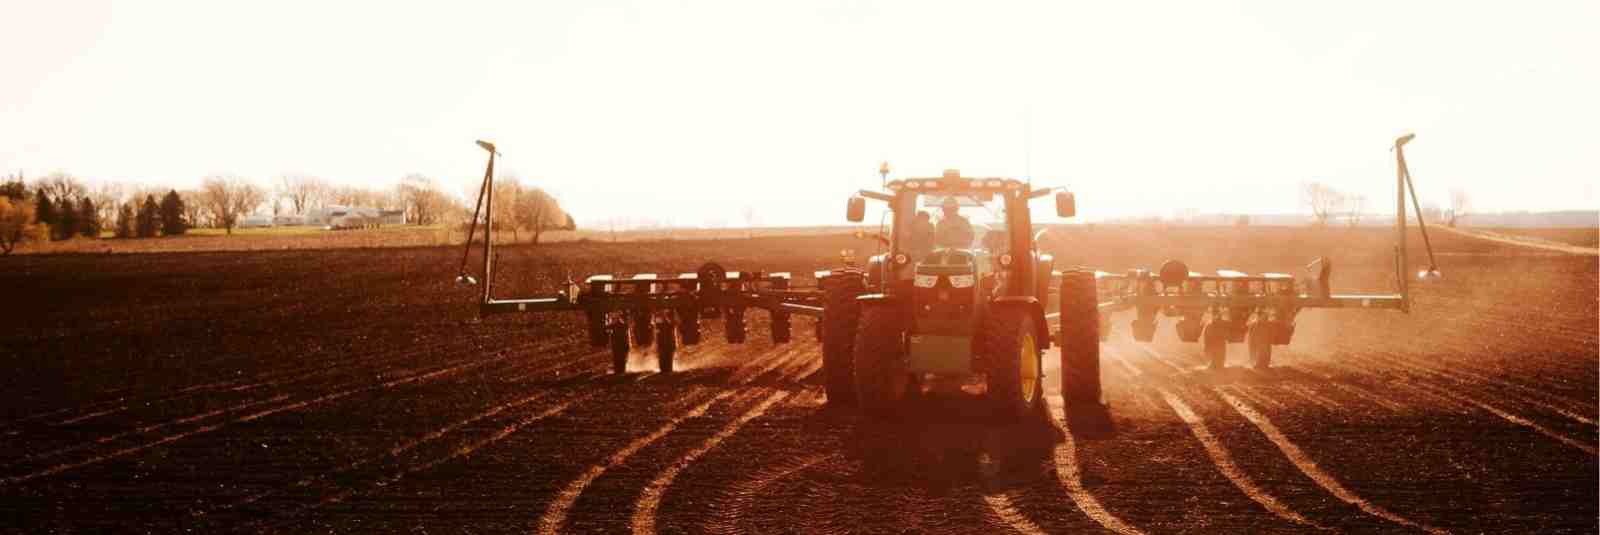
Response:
[2,227,1595,534]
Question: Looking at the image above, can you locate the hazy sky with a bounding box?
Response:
[3,0,1595,226]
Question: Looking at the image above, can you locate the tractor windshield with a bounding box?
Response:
[905,192,1008,260]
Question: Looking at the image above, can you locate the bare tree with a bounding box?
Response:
[328,185,390,209]
[36,171,86,202]
[277,174,327,215]
[492,175,522,242]
[0,196,46,255]
[1301,181,1344,226]
[397,173,451,226]
[88,181,128,225]
[1345,194,1366,227]
[179,190,210,228]
[514,186,568,244]
[201,175,266,235]
[1447,188,1470,227]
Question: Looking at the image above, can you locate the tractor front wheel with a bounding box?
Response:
[853,306,909,417]
[984,310,1046,423]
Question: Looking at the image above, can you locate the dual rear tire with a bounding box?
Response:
[1059,271,1103,407]
[853,306,910,417]
[822,274,864,406]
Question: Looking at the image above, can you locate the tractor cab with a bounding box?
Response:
[834,169,1079,421]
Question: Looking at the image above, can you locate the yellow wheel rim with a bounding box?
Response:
[1019,331,1039,403]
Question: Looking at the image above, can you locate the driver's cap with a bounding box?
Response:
[941,197,960,209]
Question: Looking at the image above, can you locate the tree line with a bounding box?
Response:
[0,170,574,255]
[1301,180,1471,227]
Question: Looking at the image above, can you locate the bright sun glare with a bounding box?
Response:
[2,0,1595,227]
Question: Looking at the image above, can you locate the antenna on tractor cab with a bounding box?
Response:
[1023,105,1033,188]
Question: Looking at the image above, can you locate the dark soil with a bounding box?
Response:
[1,228,1594,534]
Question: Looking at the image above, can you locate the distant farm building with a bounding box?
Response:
[273,214,310,226]
[238,215,275,228]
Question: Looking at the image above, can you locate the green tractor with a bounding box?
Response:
[818,170,1102,422]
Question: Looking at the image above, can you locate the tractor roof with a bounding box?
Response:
[884,169,1026,193]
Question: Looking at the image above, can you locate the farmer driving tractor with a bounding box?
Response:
[934,196,974,248]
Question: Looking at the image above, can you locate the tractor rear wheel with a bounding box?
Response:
[822,274,863,406]
[656,320,676,373]
[1202,321,1227,369]
[1249,324,1273,369]
[853,305,909,417]
[608,322,630,375]
[1059,270,1102,407]
[984,310,1046,422]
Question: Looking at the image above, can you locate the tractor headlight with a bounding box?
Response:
[998,254,1013,267]
[894,253,909,265]
[914,274,939,288]
[948,274,975,288]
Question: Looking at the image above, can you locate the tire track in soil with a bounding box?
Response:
[536,344,813,534]
[1278,385,1343,411]
[7,336,554,468]
[1214,389,1450,535]
[1119,342,1449,532]
[0,338,548,486]
[206,347,614,516]
[978,343,1145,535]
[1045,394,1146,535]
[1403,381,1597,456]
[980,488,1051,535]
[537,389,746,534]
[1317,349,1597,442]
[1157,388,1327,530]
[1107,346,1326,530]
[0,329,499,429]
[702,453,831,535]
[1303,371,1408,412]
[257,337,803,534]
[3,335,551,473]
[1327,311,1597,413]
[1341,352,1598,427]
[2,332,516,432]
[241,390,608,533]
[630,388,796,535]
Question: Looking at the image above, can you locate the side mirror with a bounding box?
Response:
[846,196,866,222]
[1055,191,1076,218]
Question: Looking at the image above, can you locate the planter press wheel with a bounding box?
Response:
[697,262,726,318]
